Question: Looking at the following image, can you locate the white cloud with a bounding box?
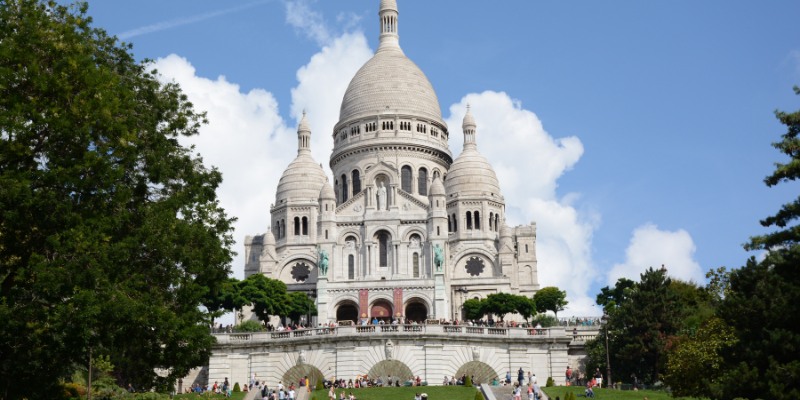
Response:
[290,32,373,174]
[152,54,295,280]
[284,0,332,46]
[445,92,599,316]
[607,223,704,286]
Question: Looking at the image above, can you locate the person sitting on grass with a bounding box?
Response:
[585,383,595,398]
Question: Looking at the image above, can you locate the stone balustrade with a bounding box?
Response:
[213,324,566,345]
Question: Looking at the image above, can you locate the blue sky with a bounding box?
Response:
[86,0,800,315]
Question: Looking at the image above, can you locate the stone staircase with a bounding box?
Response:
[487,384,549,400]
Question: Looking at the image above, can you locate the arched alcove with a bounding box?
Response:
[455,360,499,386]
[282,364,324,389]
[368,360,414,384]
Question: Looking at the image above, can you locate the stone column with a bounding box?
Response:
[317,275,329,323]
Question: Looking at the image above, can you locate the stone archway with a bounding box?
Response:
[370,299,393,322]
[455,360,498,386]
[367,360,414,384]
[405,301,428,323]
[336,301,359,323]
[282,364,324,389]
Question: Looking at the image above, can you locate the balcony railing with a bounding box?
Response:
[213,324,567,345]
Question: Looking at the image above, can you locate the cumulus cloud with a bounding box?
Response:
[607,223,704,286]
[290,33,373,172]
[445,92,599,315]
[152,55,295,279]
[284,0,331,46]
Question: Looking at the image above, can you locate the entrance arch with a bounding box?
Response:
[455,361,498,386]
[282,364,324,389]
[370,299,393,321]
[405,300,428,323]
[336,301,359,323]
[368,360,414,384]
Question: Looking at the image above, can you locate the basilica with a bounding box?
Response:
[243,0,540,325]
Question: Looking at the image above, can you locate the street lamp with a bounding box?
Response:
[601,314,612,389]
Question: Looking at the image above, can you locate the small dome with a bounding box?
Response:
[319,180,336,201]
[380,0,398,12]
[275,154,327,204]
[500,222,511,238]
[444,148,502,197]
[263,230,276,246]
[462,105,476,130]
[429,176,445,196]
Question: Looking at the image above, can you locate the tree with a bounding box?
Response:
[712,87,800,400]
[664,317,736,398]
[482,293,517,321]
[595,277,635,314]
[462,298,485,320]
[286,291,317,324]
[238,274,289,323]
[533,286,568,318]
[513,295,536,323]
[0,1,235,397]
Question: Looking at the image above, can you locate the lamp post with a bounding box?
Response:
[601,314,612,389]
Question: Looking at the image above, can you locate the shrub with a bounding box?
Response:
[474,390,485,400]
[316,379,324,390]
[233,382,241,392]
[234,320,263,332]
[546,377,554,387]
[465,375,473,388]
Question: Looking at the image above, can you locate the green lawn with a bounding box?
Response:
[542,386,706,400]
[310,386,480,400]
[174,392,247,400]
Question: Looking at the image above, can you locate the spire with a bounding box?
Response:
[462,104,477,148]
[297,110,311,154]
[378,0,400,52]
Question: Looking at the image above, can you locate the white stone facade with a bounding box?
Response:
[243,0,540,327]
[205,0,574,389]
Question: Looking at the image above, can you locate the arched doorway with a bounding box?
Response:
[336,302,359,323]
[405,301,428,323]
[368,360,414,384]
[282,364,324,390]
[370,299,393,322]
[455,360,498,386]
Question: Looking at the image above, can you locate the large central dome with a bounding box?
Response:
[336,0,443,127]
[338,49,442,124]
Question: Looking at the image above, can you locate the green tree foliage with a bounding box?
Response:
[287,290,318,324]
[533,286,568,318]
[0,1,235,397]
[237,274,289,322]
[462,298,485,320]
[711,87,800,400]
[664,317,736,398]
[478,293,535,323]
[592,268,711,385]
[513,295,536,323]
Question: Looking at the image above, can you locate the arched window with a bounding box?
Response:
[341,174,348,202]
[413,253,420,278]
[378,232,389,267]
[293,217,300,236]
[489,212,494,231]
[275,222,280,237]
[348,255,355,280]
[466,211,473,230]
[352,170,361,194]
[334,179,339,203]
[452,213,458,232]
[448,215,452,232]
[418,167,428,195]
[401,166,413,193]
[280,219,285,238]
[302,217,308,235]
[433,170,441,179]
[525,244,529,253]
[495,214,500,232]
[474,211,481,230]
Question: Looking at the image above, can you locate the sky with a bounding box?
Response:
[85,0,800,317]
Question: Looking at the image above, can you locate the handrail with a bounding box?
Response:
[213,324,567,345]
